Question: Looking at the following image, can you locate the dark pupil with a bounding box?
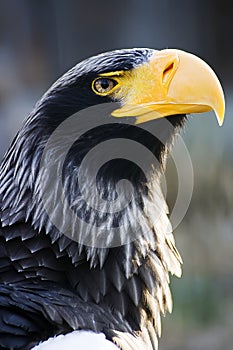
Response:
[100,78,110,89]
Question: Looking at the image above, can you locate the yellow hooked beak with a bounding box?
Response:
[111,49,225,126]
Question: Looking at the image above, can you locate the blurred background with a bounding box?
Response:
[0,1,232,349]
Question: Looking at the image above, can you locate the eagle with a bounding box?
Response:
[0,48,225,350]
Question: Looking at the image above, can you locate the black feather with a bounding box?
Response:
[0,48,186,349]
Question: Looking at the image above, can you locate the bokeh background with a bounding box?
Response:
[0,1,232,349]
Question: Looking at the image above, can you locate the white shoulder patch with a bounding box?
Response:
[31,331,119,350]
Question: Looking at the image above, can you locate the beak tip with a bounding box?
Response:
[215,102,225,127]
[217,116,224,127]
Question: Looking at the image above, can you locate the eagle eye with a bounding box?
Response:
[92,77,118,95]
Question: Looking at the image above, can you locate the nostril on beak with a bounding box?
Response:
[162,62,175,86]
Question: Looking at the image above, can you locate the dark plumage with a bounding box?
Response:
[0,48,224,350]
